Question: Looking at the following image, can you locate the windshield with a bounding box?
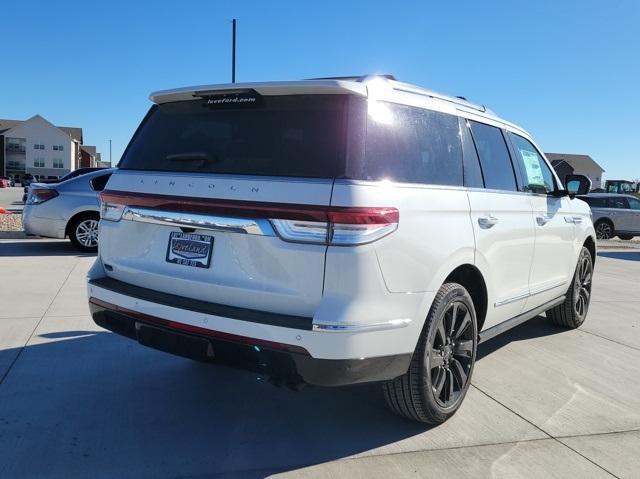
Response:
[119,95,352,178]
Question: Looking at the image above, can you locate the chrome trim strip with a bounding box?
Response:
[529,280,567,297]
[480,295,566,344]
[122,207,275,236]
[494,291,529,307]
[312,318,412,333]
[494,279,568,307]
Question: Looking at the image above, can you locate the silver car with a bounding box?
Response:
[579,193,640,240]
[23,169,115,251]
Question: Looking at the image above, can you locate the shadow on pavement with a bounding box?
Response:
[0,239,95,258]
[477,314,566,360]
[0,314,572,477]
[0,332,432,478]
[597,251,640,261]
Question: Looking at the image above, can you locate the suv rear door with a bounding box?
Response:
[464,119,535,329]
[99,93,355,318]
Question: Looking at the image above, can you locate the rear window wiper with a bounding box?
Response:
[165,153,218,163]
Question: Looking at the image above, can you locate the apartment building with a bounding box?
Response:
[80,145,102,168]
[0,115,84,180]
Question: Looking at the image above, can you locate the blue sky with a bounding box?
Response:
[2,0,638,179]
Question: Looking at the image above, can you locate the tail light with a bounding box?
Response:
[99,190,398,245]
[99,192,125,221]
[271,207,399,246]
[27,188,58,205]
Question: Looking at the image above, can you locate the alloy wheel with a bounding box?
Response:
[429,301,474,408]
[574,253,592,320]
[76,219,99,248]
[595,222,612,240]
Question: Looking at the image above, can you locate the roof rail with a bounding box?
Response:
[305,74,397,82]
[389,80,491,114]
[304,75,493,115]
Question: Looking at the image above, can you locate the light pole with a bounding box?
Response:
[108,139,112,167]
[232,19,236,83]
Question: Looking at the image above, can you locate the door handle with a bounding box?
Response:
[536,215,550,226]
[572,216,582,224]
[478,215,499,229]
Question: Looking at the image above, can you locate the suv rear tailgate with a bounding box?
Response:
[99,171,332,318]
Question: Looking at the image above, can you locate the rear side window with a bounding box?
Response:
[628,197,640,210]
[119,95,349,178]
[90,173,112,191]
[360,102,463,185]
[509,133,556,194]
[608,197,629,209]
[468,121,517,191]
[580,196,607,207]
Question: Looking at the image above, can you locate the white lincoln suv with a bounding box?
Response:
[87,75,595,424]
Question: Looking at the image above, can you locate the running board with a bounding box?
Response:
[478,295,566,344]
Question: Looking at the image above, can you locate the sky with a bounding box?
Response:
[2,0,639,180]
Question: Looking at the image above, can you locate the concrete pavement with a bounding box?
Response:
[0,186,24,213]
[0,238,639,478]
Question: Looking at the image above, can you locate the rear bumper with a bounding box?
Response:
[89,297,411,386]
[22,208,66,239]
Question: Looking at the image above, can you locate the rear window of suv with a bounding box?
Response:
[119,95,350,178]
[359,101,463,186]
[119,94,470,187]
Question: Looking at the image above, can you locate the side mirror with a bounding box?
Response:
[564,174,591,196]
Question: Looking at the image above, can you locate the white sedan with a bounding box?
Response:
[23,169,114,251]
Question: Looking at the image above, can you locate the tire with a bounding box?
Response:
[594,219,614,240]
[383,283,477,424]
[618,234,634,240]
[68,213,100,252]
[546,247,593,329]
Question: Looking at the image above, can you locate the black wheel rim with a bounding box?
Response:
[429,301,474,408]
[596,222,612,240]
[574,254,592,320]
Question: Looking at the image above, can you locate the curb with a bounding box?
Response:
[0,231,27,239]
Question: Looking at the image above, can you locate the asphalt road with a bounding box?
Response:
[0,239,639,478]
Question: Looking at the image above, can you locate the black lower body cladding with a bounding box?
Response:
[89,300,411,387]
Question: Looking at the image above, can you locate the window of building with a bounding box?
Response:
[53,158,64,169]
[7,138,26,152]
[33,144,45,150]
[52,145,64,151]
[468,121,517,191]
[508,133,556,194]
[34,158,45,168]
[58,145,64,151]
